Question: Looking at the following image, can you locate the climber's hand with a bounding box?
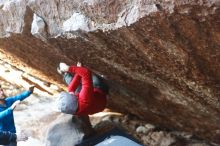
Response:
[77,62,82,67]
[28,85,35,93]
[16,131,28,142]
[59,62,70,72]
[10,100,21,110]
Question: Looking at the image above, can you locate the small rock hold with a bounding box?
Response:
[136,126,149,134]
[155,4,163,11]
[101,115,112,122]
[145,124,155,131]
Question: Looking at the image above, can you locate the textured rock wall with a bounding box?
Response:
[0,0,220,144]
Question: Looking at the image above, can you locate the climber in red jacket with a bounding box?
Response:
[57,62,108,116]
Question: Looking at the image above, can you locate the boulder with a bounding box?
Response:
[0,0,220,144]
[45,114,93,146]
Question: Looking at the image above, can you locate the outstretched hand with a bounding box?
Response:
[10,100,21,110]
[16,131,28,142]
[28,85,35,93]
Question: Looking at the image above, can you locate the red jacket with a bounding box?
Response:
[68,66,107,116]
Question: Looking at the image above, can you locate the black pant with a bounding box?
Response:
[4,142,17,146]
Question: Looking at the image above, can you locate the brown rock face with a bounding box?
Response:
[0,0,220,144]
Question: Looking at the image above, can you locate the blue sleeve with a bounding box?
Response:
[0,130,16,145]
[0,108,12,120]
[5,91,32,106]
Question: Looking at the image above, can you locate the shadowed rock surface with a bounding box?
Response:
[0,0,220,144]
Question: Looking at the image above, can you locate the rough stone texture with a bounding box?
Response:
[0,0,220,144]
[45,114,93,146]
